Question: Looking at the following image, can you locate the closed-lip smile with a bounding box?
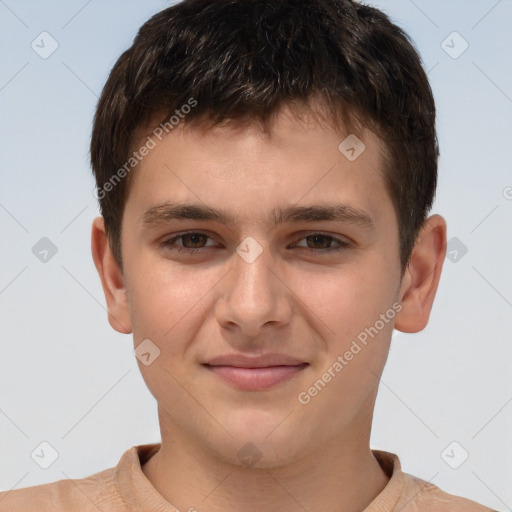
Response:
[203,354,309,390]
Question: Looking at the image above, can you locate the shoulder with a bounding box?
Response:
[370,450,496,512]
[0,466,125,512]
[398,471,497,511]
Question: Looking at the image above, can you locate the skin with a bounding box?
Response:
[92,104,447,512]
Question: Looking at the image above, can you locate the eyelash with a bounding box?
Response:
[160,231,350,254]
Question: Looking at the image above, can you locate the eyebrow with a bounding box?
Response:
[140,202,375,230]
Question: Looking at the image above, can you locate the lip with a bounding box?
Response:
[203,354,309,391]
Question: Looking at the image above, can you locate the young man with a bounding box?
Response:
[0,0,497,510]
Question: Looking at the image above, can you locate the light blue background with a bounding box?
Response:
[0,1,511,510]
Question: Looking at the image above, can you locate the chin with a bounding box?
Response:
[211,409,310,468]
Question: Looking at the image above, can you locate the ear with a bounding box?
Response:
[91,216,132,334]
[394,214,447,333]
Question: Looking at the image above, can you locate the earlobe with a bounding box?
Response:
[91,216,132,334]
[394,214,447,333]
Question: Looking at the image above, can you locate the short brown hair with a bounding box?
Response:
[91,0,438,273]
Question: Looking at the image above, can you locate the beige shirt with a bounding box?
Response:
[0,443,496,511]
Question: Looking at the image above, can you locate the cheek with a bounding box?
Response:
[294,261,397,342]
[125,258,224,366]
[127,278,177,341]
[295,263,399,401]
[125,255,193,334]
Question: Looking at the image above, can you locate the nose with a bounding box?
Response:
[214,240,293,339]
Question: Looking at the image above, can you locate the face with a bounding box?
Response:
[99,105,416,467]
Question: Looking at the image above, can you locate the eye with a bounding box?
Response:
[290,233,349,252]
[159,231,350,256]
[160,232,218,253]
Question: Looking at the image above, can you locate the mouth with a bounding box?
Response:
[203,354,309,391]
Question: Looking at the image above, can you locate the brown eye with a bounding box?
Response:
[291,233,350,253]
[180,233,208,248]
[160,232,217,253]
[305,234,334,249]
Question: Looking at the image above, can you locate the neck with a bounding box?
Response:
[141,427,390,512]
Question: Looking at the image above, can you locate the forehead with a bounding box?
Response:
[124,103,391,229]
[131,98,379,176]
